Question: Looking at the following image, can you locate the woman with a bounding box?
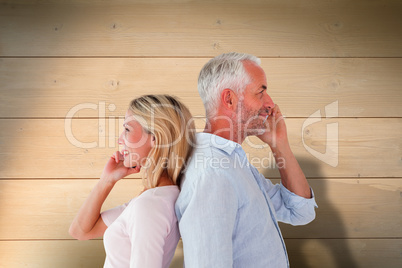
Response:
[69,95,195,267]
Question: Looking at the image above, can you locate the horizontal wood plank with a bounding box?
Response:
[0,118,401,178]
[0,1,401,57]
[244,118,402,178]
[276,179,402,239]
[0,179,143,240]
[0,179,400,240]
[285,238,402,268]
[0,239,400,268]
[0,240,106,268]
[0,58,401,118]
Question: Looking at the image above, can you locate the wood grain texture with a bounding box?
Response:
[0,0,401,267]
[0,240,106,268]
[0,239,400,268]
[1,0,401,57]
[0,179,143,240]
[0,179,400,240]
[285,238,402,268]
[1,118,400,178]
[277,179,402,239]
[1,58,401,118]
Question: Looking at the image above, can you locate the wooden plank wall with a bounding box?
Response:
[0,0,401,267]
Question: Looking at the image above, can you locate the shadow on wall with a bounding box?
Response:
[275,158,358,268]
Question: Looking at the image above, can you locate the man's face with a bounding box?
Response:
[236,61,275,136]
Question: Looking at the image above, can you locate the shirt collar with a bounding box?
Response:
[196,132,241,155]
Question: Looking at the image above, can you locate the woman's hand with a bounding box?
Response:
[70,151,140,241]
[100,151,140,183]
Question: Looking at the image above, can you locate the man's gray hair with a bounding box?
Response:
[198,52,261,118]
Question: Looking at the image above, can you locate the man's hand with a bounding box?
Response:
[257,104,289,149]
[257,105,312,198]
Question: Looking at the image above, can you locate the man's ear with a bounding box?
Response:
[221,89,237,110]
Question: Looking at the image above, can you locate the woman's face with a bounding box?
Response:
[118,109,154,170]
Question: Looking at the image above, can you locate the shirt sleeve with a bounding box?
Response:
[176,169,238,268]
[252,166,318,226]
[101,202,129,227]
[127,194,171,268]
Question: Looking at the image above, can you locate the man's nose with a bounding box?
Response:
[262,92,275,109]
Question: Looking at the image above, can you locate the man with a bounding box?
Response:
[175,52,317,267]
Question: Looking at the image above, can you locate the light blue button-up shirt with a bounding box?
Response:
[175,133,317,267]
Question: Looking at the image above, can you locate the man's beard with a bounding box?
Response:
[235,101,267,137]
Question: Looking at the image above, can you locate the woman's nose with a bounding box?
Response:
[118,131,124,145]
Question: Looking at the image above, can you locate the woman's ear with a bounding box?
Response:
[150,135,156,146]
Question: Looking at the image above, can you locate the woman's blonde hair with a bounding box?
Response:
[128,95,195,188]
